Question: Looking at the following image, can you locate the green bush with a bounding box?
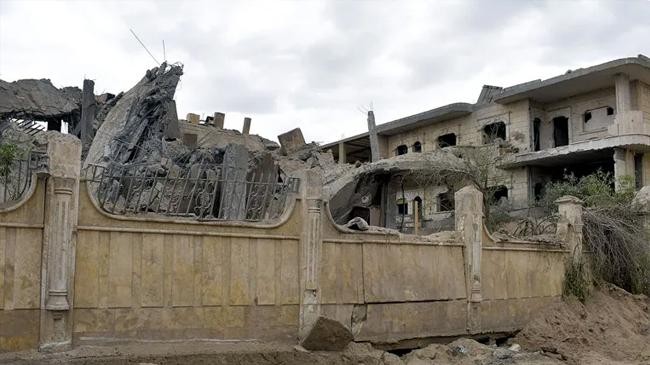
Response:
[0,143,19,177]
[563,258,591,302]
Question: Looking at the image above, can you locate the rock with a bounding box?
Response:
[632,186,650,211]
[381,352,404,365]
[293,345,309,353]
[508,343,521,352]
[493,348,512,359]
[300,316,353,351]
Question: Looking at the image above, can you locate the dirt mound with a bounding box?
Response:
[515,284,650,364]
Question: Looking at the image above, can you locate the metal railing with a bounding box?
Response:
[0,151,47,205]
[84,162,300,222]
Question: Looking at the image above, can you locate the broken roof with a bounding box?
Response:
[0,79,81,120]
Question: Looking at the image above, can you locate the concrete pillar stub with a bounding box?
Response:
[298,169,324,340]
[454,185,483,333]
[213,112,225,129]
[242,117,251,135]
[555,195,584,262]
[367,111,380,162]
[338,142,346,164]
[40,132,81,352]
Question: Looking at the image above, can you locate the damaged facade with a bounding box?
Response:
[323,55,650,233]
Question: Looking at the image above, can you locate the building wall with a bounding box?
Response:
[0,179,45,352]
[543,87,617,145]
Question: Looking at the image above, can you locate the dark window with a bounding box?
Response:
[437,192,454,212]
[584,111,592,123]
[397,201,408,215]
[607,107,614,116]
[413,141,422,152]
[490,185,508,204]
[635,153,643,190]
[396,145,408,155]
[533,118,541,151]
[553,116,569,147]
[534,183,544,202]
[47,119,62,132]
[483,122,506,144]
[438,133,457,148]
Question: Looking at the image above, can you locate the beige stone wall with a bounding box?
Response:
[0,178,45,352]
[73,183,301,344]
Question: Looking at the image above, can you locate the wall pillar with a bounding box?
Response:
[454,185,483,334]
[242,117,251,135]
[39,132,81,351]
[614,73,632,113]
[213,112,225,129]
[298,170,324,340]
[555,196,584,263]
[613,148,634,190]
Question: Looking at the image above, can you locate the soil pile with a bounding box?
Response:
[516,284,650,364]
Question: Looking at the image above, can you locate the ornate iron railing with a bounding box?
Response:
[0,151,47,205]
[84,162,300,221]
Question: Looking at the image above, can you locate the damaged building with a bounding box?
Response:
[323,55,650,233]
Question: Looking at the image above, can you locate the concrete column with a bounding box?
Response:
[218,144,248,219]
[367,111,380,162]
[40,132,81,351]
[299,170,324,340]
[454,185,483,333]
[79,79,96,152]
[338,142,346,164]
[242,117,251,135]
[213,112,225,129]
[613,148,634,190]
[614,73,632,113]
[555,196,584,263]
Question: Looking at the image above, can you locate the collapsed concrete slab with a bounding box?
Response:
[0,79,81,120]
[299,316,353,351]
[84,62,183,167]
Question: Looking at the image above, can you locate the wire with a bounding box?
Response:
[129,28,161,66]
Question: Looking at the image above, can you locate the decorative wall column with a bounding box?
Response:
[298,170,324,340]
[454,185,483,334]
[40,132,81,351]
[555,196,584,263]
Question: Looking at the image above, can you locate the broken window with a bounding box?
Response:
[397,198,408,215]
[584,106,615,132]
[533,118,541,151]
[584,111,592,123]
[396,144,408,155]
[607,107,614,116]
[635,153,643,190]
[413,141,422,152]
[437,192,454,212]
[553,116,569,147]
[438,133,457,148]
[490,185,508,205]
[482,121,506,144]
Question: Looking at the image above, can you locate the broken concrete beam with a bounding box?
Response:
[218,144,249,219]
[163,100,181,140]
[300,316,353,351]
[213,112,225,129]
[186,113,200,125]
[278,128,306,155]
[242,117,251,135]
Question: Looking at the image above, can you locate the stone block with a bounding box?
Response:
[186,113,200,125]
[277,128,306,155]
[300,316,353,351]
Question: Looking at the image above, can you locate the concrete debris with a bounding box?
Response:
[299,316,354,351]
[345,216,370,231]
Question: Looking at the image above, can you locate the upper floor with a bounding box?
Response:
[323,55,650,169]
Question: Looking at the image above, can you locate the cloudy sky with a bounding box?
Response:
[1,0,649,144]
